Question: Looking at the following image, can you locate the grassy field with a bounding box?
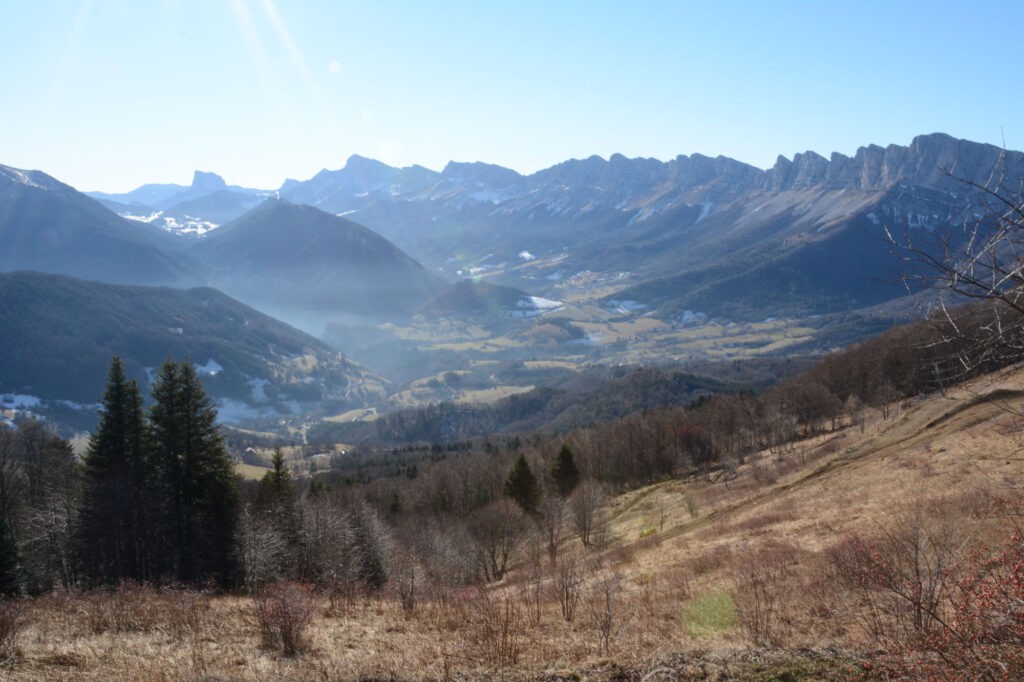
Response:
[8,367,1024,679]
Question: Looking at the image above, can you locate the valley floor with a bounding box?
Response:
[6,366,1024,680]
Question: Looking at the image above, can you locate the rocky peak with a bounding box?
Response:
[190,170,227,192]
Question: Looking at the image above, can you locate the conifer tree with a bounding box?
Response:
[78,356,153,583]
[150,358,240,587]
[550,444,581,498]
[504,453,540,514]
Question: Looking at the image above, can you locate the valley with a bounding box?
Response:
[3,131,1024,680]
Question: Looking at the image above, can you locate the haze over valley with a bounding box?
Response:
[6,2,1024,679]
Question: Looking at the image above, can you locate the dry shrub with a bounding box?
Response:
[662,564,692,601]
[255,580,314,657]
[825,504,965,650]
[732,545,797,646]
[553,553,584,622]
[464,587,523,667]
[584,571,624,655]
[81,582,172,634]
[0,599,26,663]
[423,585,468,632]
[518,573,545,627]
[689,543,733,576]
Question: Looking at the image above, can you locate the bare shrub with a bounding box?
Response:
[732,546,795,646]
[82,582,168,634]
[689,543,733,576]
[826,506,965,649]
[571,479,608,549]
[553,553,584,622]
[685,491,700,519]
[0,599,26,663]
[584,571,624,655]
[255,581,314,657]
[519,570,545,626]
[389,546,422,613]
[465,588,522,667]
[424,584,468,633]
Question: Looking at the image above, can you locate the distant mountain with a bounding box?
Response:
[0,271,385,427]
[277,133,1021,321]
[0,164,202,286]
[89,171,272,236]
[190,199,444,329]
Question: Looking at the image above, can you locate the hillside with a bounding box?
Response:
[0,164,202,287]
[0,272,385,429]
[190,199,443,330]
[9,364,1024,679]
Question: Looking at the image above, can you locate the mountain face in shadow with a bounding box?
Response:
[0,271,384,424]
[190,199,443,329]
[0,164,202,287]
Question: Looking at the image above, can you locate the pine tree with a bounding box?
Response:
[504,454,540,513]
[550,444,580,498]
[150,358,240,587]
[78,356,153,583]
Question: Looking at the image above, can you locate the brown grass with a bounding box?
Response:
[9,369,1024,679]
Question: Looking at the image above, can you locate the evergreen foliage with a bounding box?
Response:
[550,444,580,498]
[504,454,540,513]
[149,358,240,587]
[78,357,154,584]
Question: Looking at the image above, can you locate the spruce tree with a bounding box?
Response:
[504,454,540,513]
[78,356,153,583]
[150,358,240,587]
[550,444,580,498]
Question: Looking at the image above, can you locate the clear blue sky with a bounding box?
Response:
[1,0,1021,193]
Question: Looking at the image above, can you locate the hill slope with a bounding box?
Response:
[0,272,385,427]
[0,164,202,286]
[191,199,443,329]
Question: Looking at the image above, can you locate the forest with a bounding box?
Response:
[2,298,1024,678]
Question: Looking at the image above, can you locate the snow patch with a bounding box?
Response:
[2,167,44,189]
[124,210,164,223]
[607,299,646,314]
[1,394,42,409]
[695,201,715,223]
[679,310,706,325]
[511,296,564,317]
[196,359,223,376]
[519,250,536,261]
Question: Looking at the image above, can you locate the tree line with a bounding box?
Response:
[2,298,1019,596]
[1,357,239,593]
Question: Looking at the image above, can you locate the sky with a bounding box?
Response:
[1,0,1022,193]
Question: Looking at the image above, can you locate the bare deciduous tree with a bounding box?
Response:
[570,479,607,549]
[888,164,1024,381]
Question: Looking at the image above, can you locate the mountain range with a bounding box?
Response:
[3,133,1022,431]
[85,132,1019,323]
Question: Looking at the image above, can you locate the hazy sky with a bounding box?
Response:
[2,1,1021,192]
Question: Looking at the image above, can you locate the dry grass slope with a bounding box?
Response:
[7,367,1024,679]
